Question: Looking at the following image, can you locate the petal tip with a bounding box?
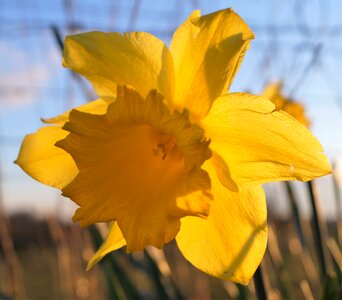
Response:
[86,259,97,271]
[41,117,53,124]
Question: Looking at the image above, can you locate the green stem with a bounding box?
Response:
[306,181,328,278]
[331,164,342,247]
[254,265,268,300]
[236,284,247,300]
[88,225,140,299]
[285,181,307,248]
[143,250,184,300]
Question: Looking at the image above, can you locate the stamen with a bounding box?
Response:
[153,134,177,160]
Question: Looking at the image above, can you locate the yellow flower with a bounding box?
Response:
[15,9,330,284]
[263,81,311,127]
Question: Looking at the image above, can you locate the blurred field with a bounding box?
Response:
[0,191,341,300]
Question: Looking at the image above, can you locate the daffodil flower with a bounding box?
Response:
[263,81,311,127]
[15,8,330,284]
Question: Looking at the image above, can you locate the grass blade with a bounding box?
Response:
[306,181,329,278]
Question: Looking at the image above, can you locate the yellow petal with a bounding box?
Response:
[202,93,331,187]
[43,97,113,125]
[282,101,311,128]
[87,222,126,271]
[210,151,238,192]
[170,9,254,119]
[15,126,77,189]
[176,160,267,284]
[15,98,115,189]
[57,87,211,251]
[63,32,175,102]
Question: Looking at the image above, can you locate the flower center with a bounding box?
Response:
[58,86,212,251]
[153,134,177,160]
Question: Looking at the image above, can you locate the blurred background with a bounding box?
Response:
[1,0,342,299]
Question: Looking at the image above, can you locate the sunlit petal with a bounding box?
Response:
[63,32,175,102]
[170,8,254,118]
[177,160,267,284]
[15,126,77,189]
[202,93,331,187]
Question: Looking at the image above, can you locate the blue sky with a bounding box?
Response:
[1,0,342,219]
